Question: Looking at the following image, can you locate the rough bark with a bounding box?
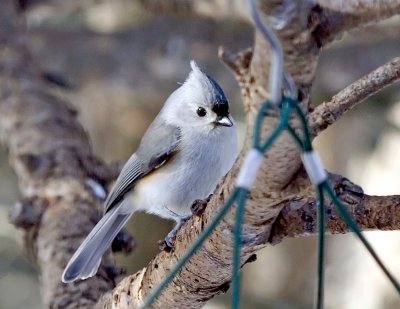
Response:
[1,0,400,309]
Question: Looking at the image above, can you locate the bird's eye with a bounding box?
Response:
[196,107,207,117]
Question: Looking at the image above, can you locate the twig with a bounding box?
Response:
[310,57,400,136]
[218,46,253,78]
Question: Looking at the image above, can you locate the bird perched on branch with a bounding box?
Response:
[62,61,238,283]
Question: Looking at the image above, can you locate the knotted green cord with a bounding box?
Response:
[231,100,292,309]
[284,97,326,308]
[231,188,248,309]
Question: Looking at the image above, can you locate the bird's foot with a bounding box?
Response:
[157,239,172,252]
[158,216,190,251]
[191,194,212,216]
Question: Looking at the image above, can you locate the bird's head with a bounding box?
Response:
[163,61,234,130]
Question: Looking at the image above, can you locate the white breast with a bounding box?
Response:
[132,125,237,221]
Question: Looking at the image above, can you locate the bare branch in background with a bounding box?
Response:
[310,57,400,136]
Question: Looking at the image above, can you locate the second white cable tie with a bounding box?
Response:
[301,150,327,185]
[236,148,264,190]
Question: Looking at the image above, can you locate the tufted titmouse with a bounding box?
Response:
[62,61,238,283]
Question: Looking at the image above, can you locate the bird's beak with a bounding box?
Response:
[215,115,233,127]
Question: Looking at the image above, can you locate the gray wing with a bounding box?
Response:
[104,118,181,212]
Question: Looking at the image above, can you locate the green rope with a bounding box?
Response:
[231,99,292,308]
[286,97,312,151]
[231,188,249,309]
[232,98,293,308]
[253,100,271,149]
[285,123,304,148]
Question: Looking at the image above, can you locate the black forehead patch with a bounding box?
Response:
[212,101,229,117]
[206,75,229,117]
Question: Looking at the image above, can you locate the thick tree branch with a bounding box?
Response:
[310,56,400,136]
[271,192,400,244]
[315,0,400,45]
[0,1,133,308]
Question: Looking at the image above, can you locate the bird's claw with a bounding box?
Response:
[191,194,212,216]
[158,239,173,252]
[158,228,178,251]
[164,230,177,249]
[158,215,191,251]
[165,237,175,249]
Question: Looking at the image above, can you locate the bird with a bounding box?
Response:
[62,61,238,283]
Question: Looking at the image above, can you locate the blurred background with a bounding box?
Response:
[0,1,400,308]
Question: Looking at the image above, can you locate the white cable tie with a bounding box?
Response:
[301,151,327,185]
[236,148,264,190]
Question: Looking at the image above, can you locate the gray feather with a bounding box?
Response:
[105,119,181,212]
[104,154,144,212]
[62,202,132,283]
[62,121,181,282]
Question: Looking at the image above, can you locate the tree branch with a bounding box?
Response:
[270,170,400,244]
[310,56,400,136]
[271,192,400,244]
[314,0,400,45]
[0,1,131,308]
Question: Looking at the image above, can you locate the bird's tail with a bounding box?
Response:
[62,201,134,283]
